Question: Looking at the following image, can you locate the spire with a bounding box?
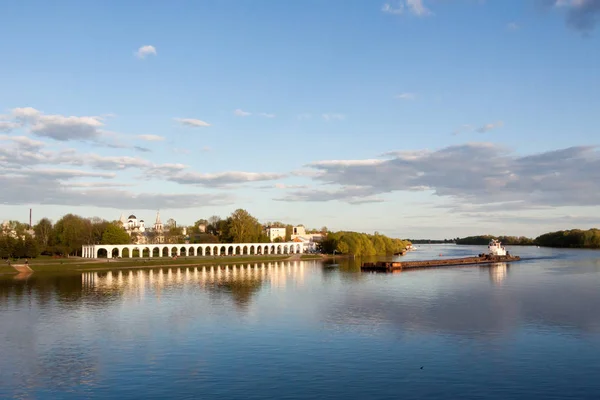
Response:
[155,210,162,225]
[119,213,127,224]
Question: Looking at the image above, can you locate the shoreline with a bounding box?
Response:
[1,254,328,275]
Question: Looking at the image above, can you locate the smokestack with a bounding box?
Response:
[29,208,32,228]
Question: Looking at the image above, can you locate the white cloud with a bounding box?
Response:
[476,121,504,133]
[12,107,41,121]
[551,0,600,33]
[0,135,44,150]
[395,92,416,100]
[87,154,153,170]
[382,2,404,14]
[258,112,276,118]
[0,121,19,132]
[165,171,286,187]
[278,144,600,210]
[9,107,105,141]
[309,159,386,167]
[382,0,432,16]
[322,113,345,121]
[174,118,211,127]
[137,134,165,141]
[0,172,233,209]
[234,109,252,117]
[135,45,157,59]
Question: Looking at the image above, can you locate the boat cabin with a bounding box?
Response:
[488,239,507,256]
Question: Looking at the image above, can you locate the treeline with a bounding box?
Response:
[191,212,327,244]
[455,235,535,246]
[409,239,456,244]
[318,231,411,256]
[0,208,328,259]
[456,229,600,249]
[535,229,600,249]
[0,215,132,259]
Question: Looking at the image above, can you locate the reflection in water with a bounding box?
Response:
[2,248,600,400]
[488,262,508,284]
[80,261,305,307]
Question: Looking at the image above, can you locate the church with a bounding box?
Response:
[118,211,165,244]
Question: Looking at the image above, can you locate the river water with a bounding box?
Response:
[1,245,600,399]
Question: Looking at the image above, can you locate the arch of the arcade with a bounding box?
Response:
[82,242,304,259]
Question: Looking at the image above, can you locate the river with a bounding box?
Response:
[1,245,600,399]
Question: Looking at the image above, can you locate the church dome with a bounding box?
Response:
[128,215,136,219]
[140,220,144,223]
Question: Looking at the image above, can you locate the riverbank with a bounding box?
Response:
[0,254,326,275]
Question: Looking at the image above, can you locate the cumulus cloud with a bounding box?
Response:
[135,45,157,59]
[174,118,211,127]
[0,121,19,132]
[382,0,432,16]
[0,173,233,209]
[553,0,600,33]
[234,109,252,117]
[8,107,107,141]
[277,143,600,209]
[322,113,345,121]
[166,171,286,187]
[137,134,165,141]
[0,135,45,151]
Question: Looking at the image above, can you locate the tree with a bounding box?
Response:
[227,209,259,243]
[192,219,208,234]
[207,215,221,235]
[166,218,176,229]
[34,218,53,251]
[101,223,131,245]
[89,217,110,245]
[53,214,91,256]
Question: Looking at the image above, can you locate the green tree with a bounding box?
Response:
[101,223,131,245]
[53,214,91,256]
[227,209,261,243]
[34,218,53,250]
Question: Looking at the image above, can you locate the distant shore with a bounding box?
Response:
[0,253,329,275]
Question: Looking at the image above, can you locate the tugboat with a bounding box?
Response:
[361,239,520,272]
[488,239,507,256]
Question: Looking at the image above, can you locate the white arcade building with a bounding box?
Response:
[82,241,304,259]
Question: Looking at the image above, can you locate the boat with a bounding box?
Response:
[361,239,520,272]
[488,239,507,256]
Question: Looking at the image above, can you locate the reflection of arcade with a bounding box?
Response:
[81,261,306,306]
[488,262,508,284]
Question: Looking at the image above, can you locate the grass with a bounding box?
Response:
[27,254,295,273]
[300,254,324,260]
[0,265,17,275]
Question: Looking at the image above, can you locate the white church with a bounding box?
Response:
[118,211,166,244]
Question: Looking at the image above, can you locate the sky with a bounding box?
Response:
[1,0,599,239]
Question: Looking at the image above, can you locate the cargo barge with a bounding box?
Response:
[361,239,521,272]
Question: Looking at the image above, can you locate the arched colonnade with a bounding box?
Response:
[81,242,304,259]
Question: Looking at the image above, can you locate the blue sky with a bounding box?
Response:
[1,0,599,239]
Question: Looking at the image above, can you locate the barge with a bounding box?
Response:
[361,239,521,272]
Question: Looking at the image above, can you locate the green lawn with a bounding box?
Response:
[300,254,323,260]
[28,254,294,273]
[0,265,17,275]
